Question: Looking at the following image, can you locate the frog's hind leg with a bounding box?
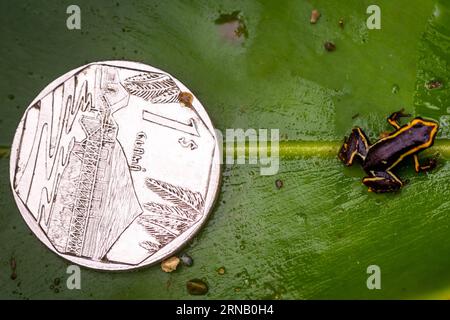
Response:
[413,155,437,173]
[362,171,403,193]
[387,109,411,129]
[338,127,370,166]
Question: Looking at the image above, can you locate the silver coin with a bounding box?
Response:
[9,61,221,270]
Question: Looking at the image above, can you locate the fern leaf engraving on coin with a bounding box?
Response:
[143,202,195,221]
[138,178,205,252]
[144,178,204,214]
[123,72,181,104]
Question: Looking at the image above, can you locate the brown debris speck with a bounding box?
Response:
[426,80,443,90]
[217,267,226,275]
[275,179,283,189]
[338,18,344,28]
[178,91,194,108]
[161,256,180,273]
[310,9,321,24]
[186,279,208,295]
[324,41,336,52]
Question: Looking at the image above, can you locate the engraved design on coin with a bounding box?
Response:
[10,61,221,270]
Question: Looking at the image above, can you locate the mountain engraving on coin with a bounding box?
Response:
[10,61,221,270]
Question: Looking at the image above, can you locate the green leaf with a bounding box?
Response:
[1,0,449,299]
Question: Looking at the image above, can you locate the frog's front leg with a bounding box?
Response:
[387,109,411,129]
[362,171,404,193]
[338,127,370,166]
[413,155,437,173]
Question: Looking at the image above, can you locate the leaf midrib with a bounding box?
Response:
[3,139,450,160]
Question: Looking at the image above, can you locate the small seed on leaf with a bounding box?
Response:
[310,9,321,24]
[161,256,180,273]
[187,279,208,295]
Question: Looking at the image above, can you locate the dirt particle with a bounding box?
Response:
[338,18,344,28]
[187,279,208,295]
[217,267,226,275]
[275,179,283,189]
[351,113,359,119]
[180,253,193,267]
[53,278,61,286]
[178,91,194,108]
[310,9,321,24]
[426,80,442,90]
[161,256,180,273]
[324,41,336,52]
[8,94,15,100]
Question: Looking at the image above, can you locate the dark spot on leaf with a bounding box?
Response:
[275,179,283,189]
[215,11,248,44]
[324,41,336,52]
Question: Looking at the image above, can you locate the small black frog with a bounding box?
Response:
[338,110,439,193]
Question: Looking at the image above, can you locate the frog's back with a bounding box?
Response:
[363,119,438,171]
